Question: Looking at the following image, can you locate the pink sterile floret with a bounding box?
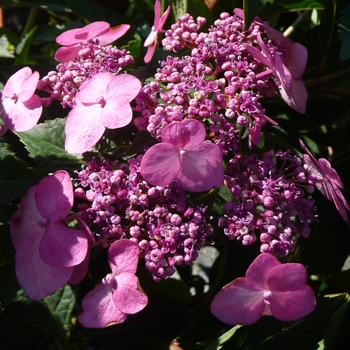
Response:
[210,253,316,325]
[300,139,350,222]
[235,8,308,114]
[140,119,224,192]
[55,21,130,62]
[0,67,42,136]
[10,170,90,300]
[144,0,171,63]
[64,72,141,153]
[78,239,148,328]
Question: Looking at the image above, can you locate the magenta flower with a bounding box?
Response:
[0,67,42,136]
[55,21,130,62]
[10,170,90,300]
[144,0,171,63]
[64,72,141,153]
[300,139,350,221]
[140,119,224,192]
[235,8,308,114]
[210,253,316,325]
[78,239,148,328]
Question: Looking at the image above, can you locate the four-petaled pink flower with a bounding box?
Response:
[78,239,148,328]
[140,119,224,192]
[0,67,42,136]
[64,72,141,153]
[10,170,90,300]
[55,21,130,62]
[210,253,316,325]
[144,0,171,63]
[300,139,350,221]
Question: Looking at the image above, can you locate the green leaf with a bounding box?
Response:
[204,325,242,350]
[243,0,266,30]
[339,5,350,61]
[15,118,83,173]
[5,289,68,340]
[15,26,37,65]
[0,143,41,203]
[171,0,188,21]
[44,284,76,337]
[0,35,15,58]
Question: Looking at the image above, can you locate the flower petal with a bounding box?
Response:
[2,67,32,98]
[176,142,224,192]
[79,283,127,328]
[39,223,88,267]
[10,186,40,249]
[65,104,105,153]
[76,72,112,104]
[210,277,265,325]
[270,285,316,321]
[35,170,73,221]
[267,263,307,291]
[2,95,42,132]
[140,143,180,186]
[15,234,72,300]
[245,253,281,291]
[113,273,148,314]
[162,119,206,149]
[108,239,139,274]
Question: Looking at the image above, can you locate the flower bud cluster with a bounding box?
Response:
[134,11,290,151]
[39,40,134,108]
[75,156,213,281]
[218,151,317,256]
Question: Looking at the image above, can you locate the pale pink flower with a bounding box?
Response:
[64,72,141,153]
[144,0,171,63]
[210,253,316,325]
[0,67,42,136]
[140,119,224,192]
[300,139,350,221]
[55,21,130,62]
[78,239,148,328]
[10,170,90,300]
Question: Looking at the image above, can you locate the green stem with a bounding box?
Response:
[21,6,38,37]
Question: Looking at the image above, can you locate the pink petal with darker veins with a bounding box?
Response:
[176,142,224,192]
[39,223,88,267]
[113,273,148,314]
[19,71,40,101]
[35,170,73,221]
[162,119,206,149]
[245,253,281,291]
[210,277,265,325]
[2,95,42,131]
[10,186,40,249]
[270,285,316,321]
[65,103,106,153]
[140,142,181,186]
[15,233,73,300]
[109,239,140,274]
[79,283,127,328]
[267,263,307,291]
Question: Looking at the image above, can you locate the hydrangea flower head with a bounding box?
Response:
[140,119,224,192]
[144,0,171,63]
[55,21,130,62]
[300,139,350,221]
[210,253,316,325]
[65,72,141,153]
[78,239,148,328]
[10,170,90,300]
[0,67,42,135]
